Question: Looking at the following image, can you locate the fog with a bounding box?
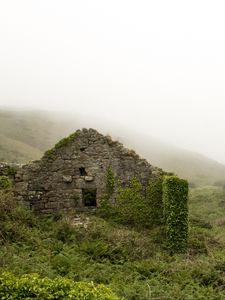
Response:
[0,1,225,163]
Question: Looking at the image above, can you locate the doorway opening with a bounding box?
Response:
[82,188,97,207]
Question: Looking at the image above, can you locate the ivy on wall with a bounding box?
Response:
[163,176,189,253]
[147,175,163,226]
[115,178,152,227]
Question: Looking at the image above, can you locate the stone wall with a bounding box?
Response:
[7,129,160,213]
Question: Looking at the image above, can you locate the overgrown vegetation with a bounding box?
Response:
[0,272,119,300]
[146,174,163,225]
[2,186,225,299]
[163,176,189,253]
[44,132,79,159]
[54,132,78,149]
[114,178,152,227]
[99,176,155,228]
[0,176,12,190]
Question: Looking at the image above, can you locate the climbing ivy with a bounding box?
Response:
[163,176,189,253]
[115,177,152,227]
[147,175,163,226]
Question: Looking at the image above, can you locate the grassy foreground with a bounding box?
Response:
[1,186,225,299]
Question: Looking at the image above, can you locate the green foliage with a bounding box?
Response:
[163,176,189,253]
[106,166,115,198]
[98,167,116,218]
[146,175,163,226]
[115,178,152,227]
[0,191,37,244]
[0,165,17,177]
[7,166,17,176]
[44,132,78,159]
[0,272,120,300]
[0,176,12,190]
[0,110,68,163]
[3,184,225,299]
[44,148,56,159]
[55,132,78,149]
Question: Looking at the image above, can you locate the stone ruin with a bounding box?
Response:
[1,128,162,213]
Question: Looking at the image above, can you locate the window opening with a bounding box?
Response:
[79,167,87,176]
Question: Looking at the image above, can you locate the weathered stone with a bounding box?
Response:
[62,175,72,183]
[1,128,162,214]
[84,176,94,182]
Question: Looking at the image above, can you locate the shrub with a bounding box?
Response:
[54,219,75,243]
[0,272,120,300]
[0,191,38,244]
[0,176,12,190]
[163,176,189,253]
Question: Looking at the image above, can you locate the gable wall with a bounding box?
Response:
[11,129,158,213]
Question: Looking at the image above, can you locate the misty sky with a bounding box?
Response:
[0,1,225,163]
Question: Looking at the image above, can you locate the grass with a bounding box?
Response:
[0,110,75,163]
[1,186,225,299]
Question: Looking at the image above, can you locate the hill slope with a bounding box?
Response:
[119,132,225,186]
[0,110,76,163]
[1,109,225,185]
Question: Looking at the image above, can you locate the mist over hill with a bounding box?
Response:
[0,108,225,186]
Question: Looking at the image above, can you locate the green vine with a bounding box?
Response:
[163,176,189,253]
[147,174,163,226]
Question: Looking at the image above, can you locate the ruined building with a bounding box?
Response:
[2,129,162,213]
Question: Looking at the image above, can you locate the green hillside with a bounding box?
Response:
[120,133,225,186]
[0,110,76,163]
[1,109,225,185]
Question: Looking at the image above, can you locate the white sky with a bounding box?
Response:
[0,0,225,163]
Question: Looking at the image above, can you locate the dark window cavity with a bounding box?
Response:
[82,188,97,207]
[79,167,87,176]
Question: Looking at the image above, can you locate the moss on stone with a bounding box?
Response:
[0,176,12,190]
[44,132,79,159]
[54,132,78,149]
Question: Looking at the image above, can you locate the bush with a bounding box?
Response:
[0,176,12,190]
[0,191,38,244]
[163,176,189,253]
[0,272,120,299]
